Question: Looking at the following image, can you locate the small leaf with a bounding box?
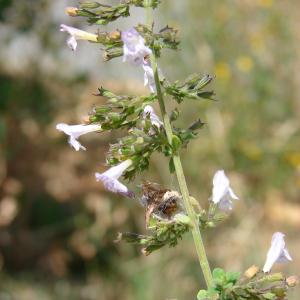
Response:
[226,271,241,284]
[173,214,191,225]
[169,158,175,173]
[197,289,219,300]
[263,293,276,299]
[197,290,209,300]
[171,135,182,152]
[213,268,226,279]
[213,268,226,286]
[170,108,180,122]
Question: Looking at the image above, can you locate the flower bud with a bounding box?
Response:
[286,276,299,287]
[244,265,259,279]
[65,6,79,17]
[109,31,121,40]
[141,247,150,256]
[82,116,91,124]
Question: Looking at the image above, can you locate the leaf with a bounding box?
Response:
[173,214,191,225]
[226,271,241,284]
[213,268,226,279]
[169,158,175,173]
[213,268,226,286]
[197,290,209,300]
[171,135,182,153]
[170,108,180,122]
[262,293,276,299]
[197,289,219,300]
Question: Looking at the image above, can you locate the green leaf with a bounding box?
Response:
[170,108,180,122]
[171,135,182,152]
[169,158,175,173]
[213,268,226,286]
[226,271,241,284]
[213,268,226,279]
[79,2,102,9]
[263,293,276,299]
[197,290,208,300]
[173,214,191,225]
[197,289,219,300]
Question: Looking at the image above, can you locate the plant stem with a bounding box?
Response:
[145,5,213,288]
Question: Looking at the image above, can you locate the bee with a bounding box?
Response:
[141,181,183,227]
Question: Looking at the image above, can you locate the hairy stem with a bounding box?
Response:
[145,4,213,288]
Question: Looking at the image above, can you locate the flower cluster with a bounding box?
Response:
[56,2,298,299]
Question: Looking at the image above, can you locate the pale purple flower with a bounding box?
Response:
[60,24,98,51]
[212,170,239,211]
[263,232,292,273]
[56,123,101,151]
[121,28,152,66]
[143,105,163,128]
[95,159,134,198]
[142,61,156,93]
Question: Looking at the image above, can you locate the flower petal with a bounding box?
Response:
[95,173,134,198]
[67,35,77,51]
[143,105,163,128]
[142,61,156,93]
[263,232,292,273]
[56,123,101,151]
[121,28,152,66]
[212,170,229,204]
[69,136,86,151]
[102,160,133,179]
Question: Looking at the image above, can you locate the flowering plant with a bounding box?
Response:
[57,1,298,299]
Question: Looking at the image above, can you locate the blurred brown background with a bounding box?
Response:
[0,0,299,299]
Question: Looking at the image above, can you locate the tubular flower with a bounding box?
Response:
[121,28,152,66]
[143,105,163,128]
[263,232,292,273]
[60,24,98,51]
[56,123,101,151]
[143,60,156,93]
[95,159,134,198]
[212,170,239,211]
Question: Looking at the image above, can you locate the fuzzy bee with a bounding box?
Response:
[141,181,183,227]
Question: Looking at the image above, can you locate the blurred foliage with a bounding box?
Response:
[0,0,299,299]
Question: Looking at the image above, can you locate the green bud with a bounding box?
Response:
[171,135,182,153]
[170,108,180,122]
[79,2,102,9]
[103,47,123,61]
[95,106,112,114]
[108,112,121,122]
[136,137,144,144]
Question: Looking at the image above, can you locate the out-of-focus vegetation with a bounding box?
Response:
[0,0,299,299]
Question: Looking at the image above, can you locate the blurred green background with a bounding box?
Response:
[0,0,299,299]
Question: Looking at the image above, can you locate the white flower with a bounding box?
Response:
[212,170,239,211]
[60,24,98,51]
[143,105,163,128]
[142,60,156,93]
[121,28,152,66]
[263,232,292,273]
[95,159,134,198]
[56,123,101,151]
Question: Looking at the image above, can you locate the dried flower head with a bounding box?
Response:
[141,182,183,226]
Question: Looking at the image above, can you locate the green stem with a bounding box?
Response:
[145,5,213,288]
